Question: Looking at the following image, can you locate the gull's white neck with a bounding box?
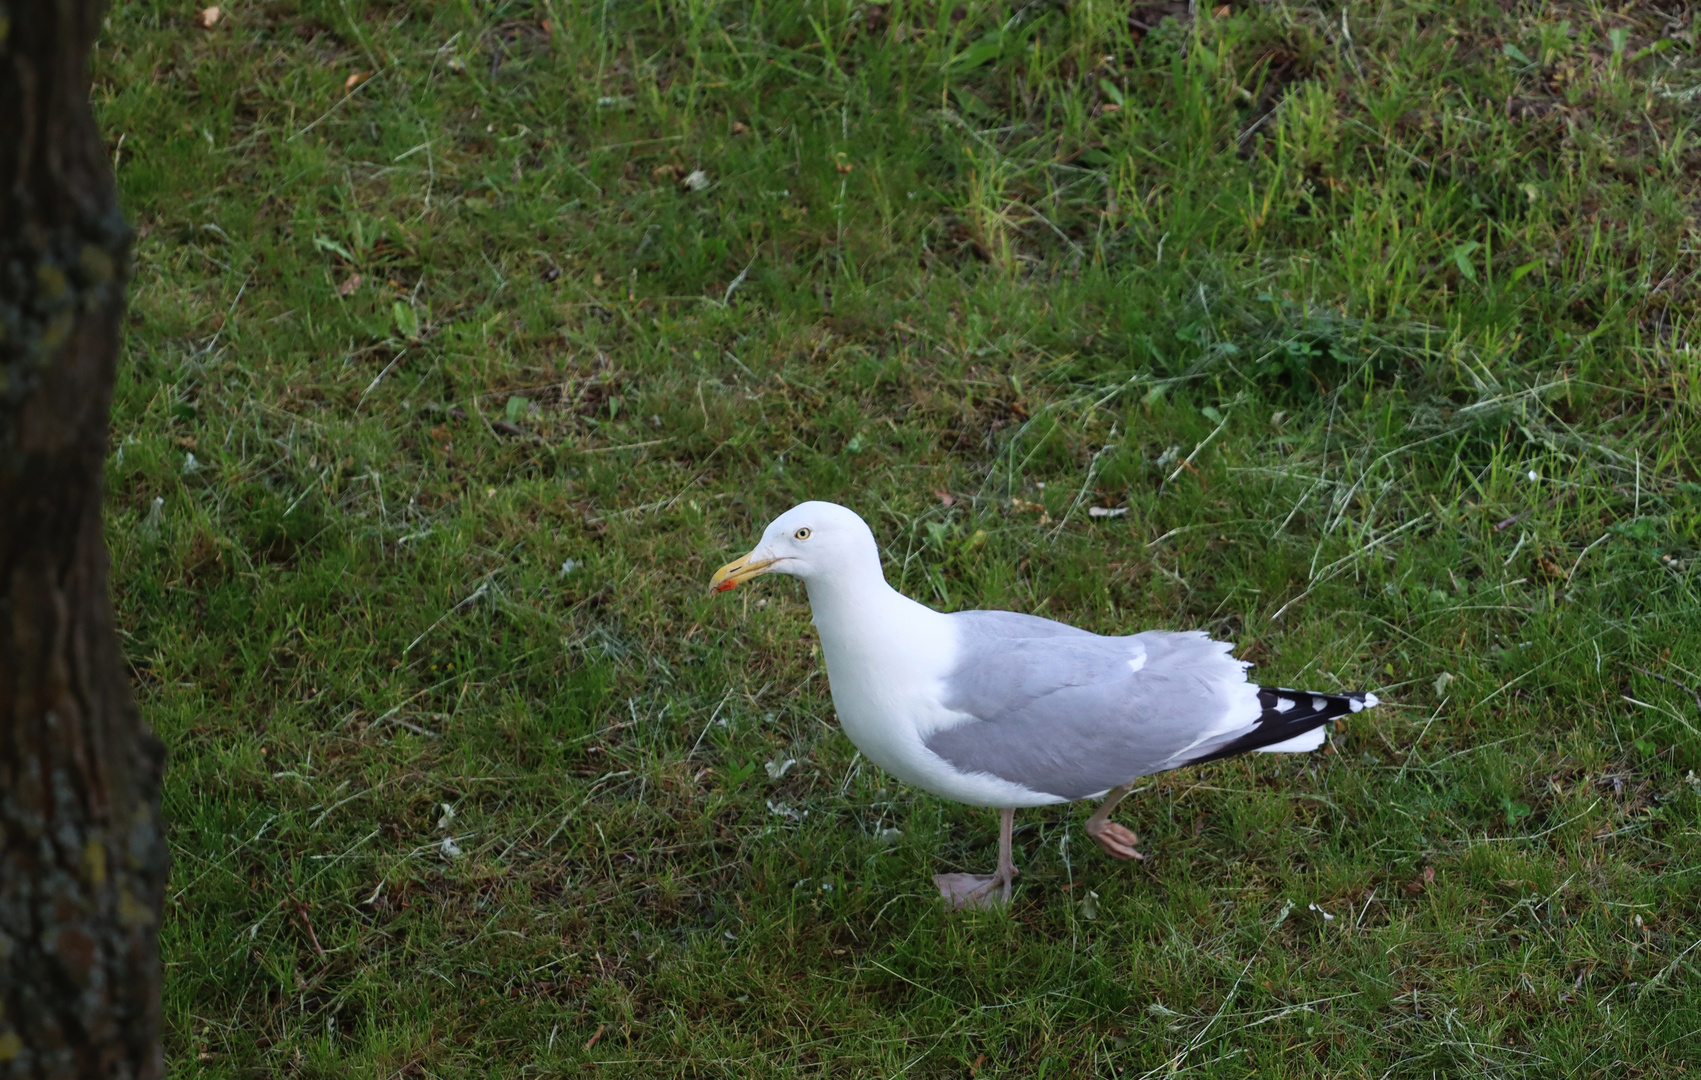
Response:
[801,560,957,760]
[802,552,941,652]
[806,570,930,647]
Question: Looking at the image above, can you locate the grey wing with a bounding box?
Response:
[926,613,1259,801]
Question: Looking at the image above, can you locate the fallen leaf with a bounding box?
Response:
[197,6,221,28]
[1404,865,1435,896]
[345,71,370,91]
[935,489,956,508]
[336,273,362,297]
[731,120,749,134]
[1213,4,1231,15]
[1081,889,1100,920]
[651,163,681,182]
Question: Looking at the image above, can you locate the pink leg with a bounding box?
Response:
[995,806,1016,899]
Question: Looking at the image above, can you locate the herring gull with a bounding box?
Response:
[710,501,1378,909]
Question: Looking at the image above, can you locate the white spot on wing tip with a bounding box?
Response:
[1274,696,1296,713]
[1348,697,1363,712]
[1311,696,1327,712]
[1363,692,1380,708]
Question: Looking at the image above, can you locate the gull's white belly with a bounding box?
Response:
[828,674,1067,809]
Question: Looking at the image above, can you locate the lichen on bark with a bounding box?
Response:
[0,209,133,418]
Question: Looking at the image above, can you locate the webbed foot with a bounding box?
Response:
[933,872,1014,910]
[1086,819,1145,861]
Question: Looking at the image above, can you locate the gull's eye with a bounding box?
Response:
[794,527,812,540]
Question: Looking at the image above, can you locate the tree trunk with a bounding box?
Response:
[0,1,169,1077]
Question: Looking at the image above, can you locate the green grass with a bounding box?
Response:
[95,0,1701,1074]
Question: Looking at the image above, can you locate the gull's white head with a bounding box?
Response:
[709,501,880,592]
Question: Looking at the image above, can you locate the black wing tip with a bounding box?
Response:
[1184,688,1380,768]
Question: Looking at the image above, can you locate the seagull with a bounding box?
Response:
[709,502,1378,910]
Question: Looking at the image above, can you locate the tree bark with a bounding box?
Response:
[0,1,169,1078]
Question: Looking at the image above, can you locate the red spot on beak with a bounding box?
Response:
[713,578,737,593]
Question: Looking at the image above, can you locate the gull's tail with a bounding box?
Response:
[1189,687,1379,765]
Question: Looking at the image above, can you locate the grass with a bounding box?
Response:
[93,0,1701,1074]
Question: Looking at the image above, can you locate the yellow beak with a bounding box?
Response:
[709,549,776,594]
